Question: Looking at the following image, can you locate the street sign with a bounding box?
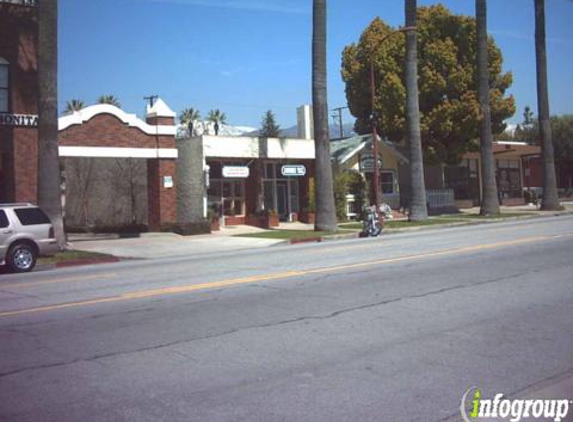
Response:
[223,166,250,178]
[163,176,173,188]
[281,165,306,177]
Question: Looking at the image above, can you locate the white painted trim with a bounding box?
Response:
[340,142,367,165]
[146,98,176,118]
[59,146,178,159]
[58,104,176,136]
[496,140,529,146]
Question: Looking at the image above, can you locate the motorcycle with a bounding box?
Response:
[362,205,383,237]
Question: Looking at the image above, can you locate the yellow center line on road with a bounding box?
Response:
[0,233,571,318]
[0,273,118,289]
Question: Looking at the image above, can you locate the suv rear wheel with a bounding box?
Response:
[7,242,37,273]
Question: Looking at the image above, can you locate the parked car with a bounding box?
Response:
[0,203,60,273]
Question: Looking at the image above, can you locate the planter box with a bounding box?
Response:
[245,215,279,229]
[224,216,245,226]
[300,212,315,225]
[501,197,526,206]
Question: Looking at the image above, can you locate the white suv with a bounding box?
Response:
[0,204,60,273]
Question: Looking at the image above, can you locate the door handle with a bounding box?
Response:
[2,230,13,234]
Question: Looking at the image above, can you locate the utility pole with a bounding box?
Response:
[331,106,348,139]
[144,95,158,108]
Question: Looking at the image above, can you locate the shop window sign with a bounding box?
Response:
[281,165,306,177]
[222,166,249,179]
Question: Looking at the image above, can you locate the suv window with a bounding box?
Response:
[14,208,51,226]
[0,210,9,228]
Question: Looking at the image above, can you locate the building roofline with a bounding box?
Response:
[58,104,176,136]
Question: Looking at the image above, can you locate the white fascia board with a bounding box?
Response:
[203,135,259,158]
[495,140,529,146]
[58,104,176,136]
[59,146,178,159]
[340,142,367,165]
[266,138,315,159]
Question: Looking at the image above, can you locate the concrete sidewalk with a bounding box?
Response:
[68,230,283,260]
[68,203,573,260]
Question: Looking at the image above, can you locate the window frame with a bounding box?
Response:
[0,57,9,113]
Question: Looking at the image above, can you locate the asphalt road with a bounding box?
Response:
[1,216,572,422]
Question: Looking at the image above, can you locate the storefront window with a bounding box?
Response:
[209,179,245,216]
[497,159,521,198]
[263,162,302,220]
[0,60,9,113]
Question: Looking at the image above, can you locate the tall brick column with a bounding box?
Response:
[145,98,177,231]
[147,159,176,231]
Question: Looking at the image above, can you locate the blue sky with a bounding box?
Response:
[59,0,573,129]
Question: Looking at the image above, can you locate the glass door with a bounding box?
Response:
[276,181,288,221]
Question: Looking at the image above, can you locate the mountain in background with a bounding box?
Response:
[176,122,356,139]
[247,122,356,139]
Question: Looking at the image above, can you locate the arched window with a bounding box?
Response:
[0,57,9,113]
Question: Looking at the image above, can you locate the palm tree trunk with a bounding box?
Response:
[534,0,559,210]
[476,0,500,215]
[38,0,66,248]
[312,0,337,231]
[405,0,428,221]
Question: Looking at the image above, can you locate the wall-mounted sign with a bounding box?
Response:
[0,113,38,127]
[360,154,382,173]
[163,175,173,188]
[0,0,37,6]
[281,165,306,177]
[223,166,250,179]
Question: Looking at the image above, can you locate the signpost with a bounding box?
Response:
[281,165,306,177]
[222,166,250,179]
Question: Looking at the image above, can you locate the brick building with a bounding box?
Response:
[0,0,39,204]
[58,100,178,230]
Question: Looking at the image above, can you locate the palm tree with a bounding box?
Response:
[312,0,337,231]
[97,94,121,108]
[476,0,500,215]
[179,107,201,135]
[207,109,227,136]
[38,0,65,248]
[534,0,559,210]
[63,99,84,115]
[405,0,428,221]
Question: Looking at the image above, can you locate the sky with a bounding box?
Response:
[58,0,573,130]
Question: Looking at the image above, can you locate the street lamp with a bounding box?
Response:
[369,26,416,208]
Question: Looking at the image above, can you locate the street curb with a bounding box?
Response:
[274,211,573,245]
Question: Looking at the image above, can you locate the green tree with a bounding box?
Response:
[38,0,65,248]
[179,107,201,134]
[97,94,121,108]
[405,0,428,221]
[551,115,573,175]
[207,109,227,136]
[341,4,516,165]
[63,99,84,115]
[476,0,499,215]
[534,0,559,210]
[514,106,537,143]
[312,0,337,231]
[259,110,281,138]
